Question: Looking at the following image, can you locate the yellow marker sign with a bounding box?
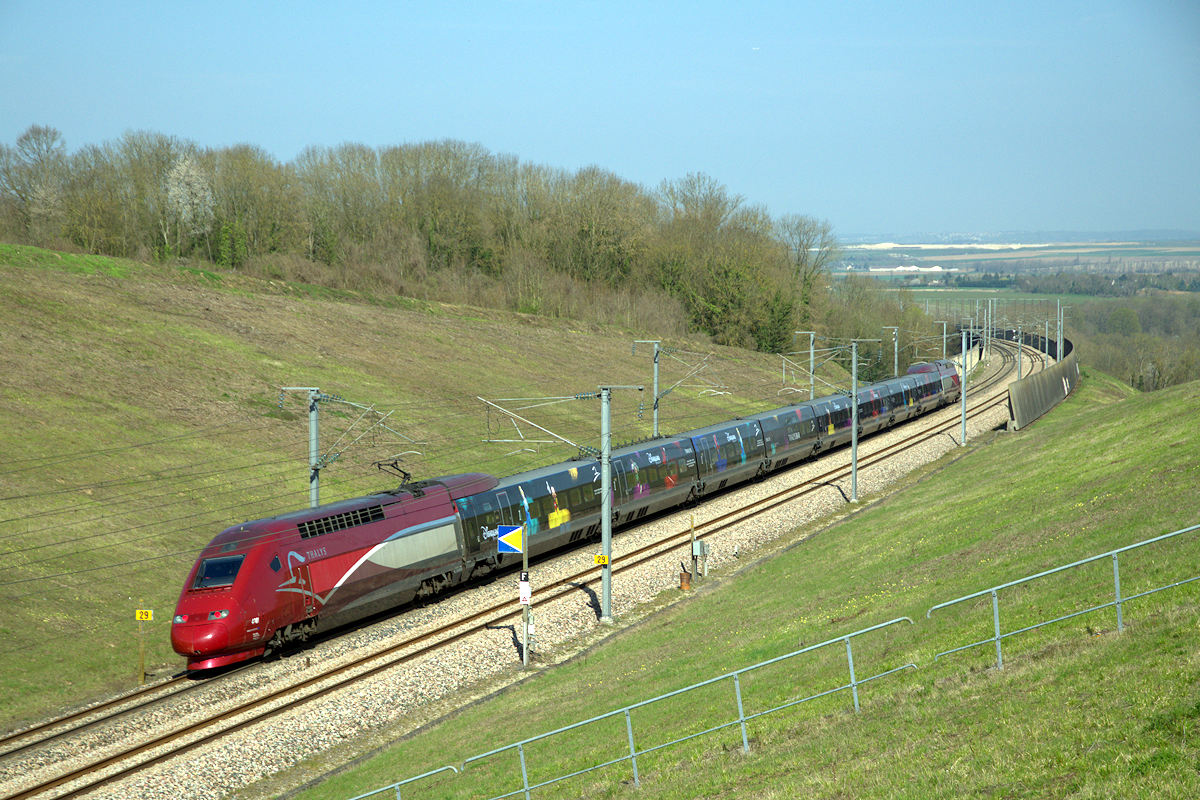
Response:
[135,609,153,622]
[594,554,609,566]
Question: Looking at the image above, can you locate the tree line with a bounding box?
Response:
[967,272,1200,389]
[1017,272,1200,297]
[0,125,839,352]
[1066,293,1200,391]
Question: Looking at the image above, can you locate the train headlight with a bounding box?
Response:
[207,609,230,621]
[173,614,187,624]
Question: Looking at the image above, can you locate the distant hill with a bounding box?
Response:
[840,230,1200,246]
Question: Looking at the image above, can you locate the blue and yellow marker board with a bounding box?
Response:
[498,525,524,554]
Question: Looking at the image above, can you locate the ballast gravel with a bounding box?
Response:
[0,359,1021,800]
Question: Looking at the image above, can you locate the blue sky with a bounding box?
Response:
[2,1,1197,237]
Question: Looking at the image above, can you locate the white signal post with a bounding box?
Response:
[498,525,531,666]
[849,339,880,503]
[960,327,969,446]
[519,563,532,668]
[522,526,530,667]
[599,384,643,623]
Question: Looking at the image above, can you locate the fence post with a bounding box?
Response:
[733,674,750,753]
[624,709,640,786]
[991,590,1004,670]
[845,638,860,712]
[518,743,531,800]
[1112,554,1124,633]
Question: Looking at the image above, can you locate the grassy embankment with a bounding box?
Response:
[277,370,1200,800]
[0,243,808,728]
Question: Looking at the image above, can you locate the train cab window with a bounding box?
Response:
[192,554,245,589]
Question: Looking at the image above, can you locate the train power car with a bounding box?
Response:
[171,473,497,669]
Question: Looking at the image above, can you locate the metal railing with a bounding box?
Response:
[927,522,1200,669]
[464,616,914,800]
[344,765,458,800]
[351,617,915,800]
[349,522,1198,800]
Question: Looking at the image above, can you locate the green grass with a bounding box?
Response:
[273,371,1200,800]
[0,243,840,727]
[5,242,1197,799]
[0,242,132,277]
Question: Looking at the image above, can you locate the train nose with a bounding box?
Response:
[171,621,230,656]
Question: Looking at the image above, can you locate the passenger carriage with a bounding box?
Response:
[682,418,767,498]
[746,403,821,471]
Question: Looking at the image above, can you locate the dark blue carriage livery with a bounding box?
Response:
[456,359,961,564]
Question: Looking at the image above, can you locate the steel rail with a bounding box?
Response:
[0,662,271,759]
[0,676,190,756]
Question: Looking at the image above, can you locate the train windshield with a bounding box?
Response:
[192,554,245,589]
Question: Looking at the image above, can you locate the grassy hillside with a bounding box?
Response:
[274,371,1200,800]
[0,243,831,727]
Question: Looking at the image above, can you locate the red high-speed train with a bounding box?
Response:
[172,361,960,670]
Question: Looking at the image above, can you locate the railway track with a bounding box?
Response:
[0,339,1041,800]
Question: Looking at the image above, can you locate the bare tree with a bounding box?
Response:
[777,213,839,323]
[0,124,68,239]
[657,172,744,232]
[113,130,188,259]
[61,143,123,253]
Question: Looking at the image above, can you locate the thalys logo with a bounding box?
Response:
[276,551,320,600]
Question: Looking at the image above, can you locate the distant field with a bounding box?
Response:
[841,240,1200,272]
[902,287,1104,322]
[279,371,1200,800]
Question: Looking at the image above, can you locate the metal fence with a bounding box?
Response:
[345,766,459,800]
[352,617,917,800]
[348,521,1198,800]
[927,522,1200,669]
